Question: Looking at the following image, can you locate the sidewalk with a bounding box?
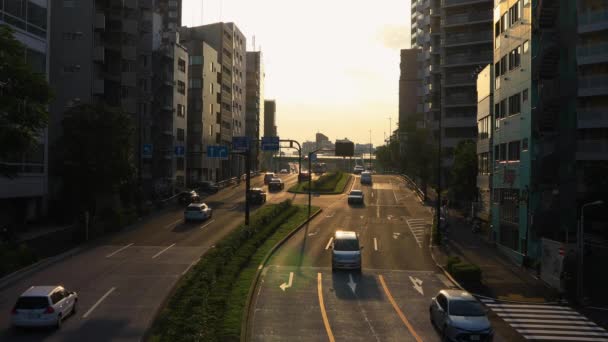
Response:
[431,211,560,303]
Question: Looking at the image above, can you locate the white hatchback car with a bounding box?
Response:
[11,286,78,329]
[184,203,213,222]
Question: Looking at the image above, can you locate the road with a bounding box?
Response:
[0,172,298,341]
[249,174,516,342]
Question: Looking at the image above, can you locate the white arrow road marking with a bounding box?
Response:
[360,216,365,219]
[371,191,374,198]
[409,276,424,295]
[325,237,334,250]
[325,212,334,218]
[348,274,357,294]
[393,232,401,240]
[374,238,378,251]
[106,243,133,258]
[280,272,294,291]
[83,287,116,318]
[387,215,393,220]
[308,231,318,236]
[152,243,175,258]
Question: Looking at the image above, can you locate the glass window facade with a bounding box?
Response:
[0,0,47,38]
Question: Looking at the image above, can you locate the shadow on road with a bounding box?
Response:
[330,271,383,300]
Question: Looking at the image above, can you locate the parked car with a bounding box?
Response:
[184,203,213,222]
[347,190,364,205]
[280,169,289,174]
[429,290,494,342]
[179,190,200,205]
[264,172,276,185]
[268,178,285,191]
[247,188,267,205]
[353,165,365,174]
[331,230,362,271]
[11,286,78,329]
[298,171,311,182]
[198,181,219,194]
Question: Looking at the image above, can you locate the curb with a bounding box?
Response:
[240,207,323,342]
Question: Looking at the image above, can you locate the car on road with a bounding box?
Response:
[360,171,372,185]
[184,203,213,222]
[268,178,285,191]
[247,187,267,205]
[197,181,219,194]
[11,286,78,329]
[353,165,365,174]
[429,290,494,342]
[298,171,311,182]
[331,230,362,271]
[264,172,276,185]
[179,190,200,205]
[279,168,289,174]
[347,190,364,205]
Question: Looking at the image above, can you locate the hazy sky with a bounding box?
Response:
[182,0,411,147]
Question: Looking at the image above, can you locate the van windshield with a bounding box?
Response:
[334,238,359,251]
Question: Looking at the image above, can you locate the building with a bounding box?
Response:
[398,48,421,158]
[246,51,264,171]
[264,100,277,137]
[355,143,374,155]
[315,132,334,151]
[181,39,220,184]
[476,65,493,224]
[0,0,50,224]
[179,23,247,179]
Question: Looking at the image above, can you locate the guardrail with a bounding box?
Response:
[399,174,426,202]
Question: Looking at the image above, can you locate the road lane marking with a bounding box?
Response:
[182,259,199,275]
[371,191,374,198]
[378,275,423,342]
[392,186,398,203]
[374,238,378,251]
[106,243,133,258]
[325,237,333,250]
[152,243,175,258]
[200,219,215,229]
[83,287,115,318]
[280,272,294,291]
[164,218,182,229]
[317,273,335,342]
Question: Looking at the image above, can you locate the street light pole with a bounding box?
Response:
[578,200,603,304]
[369,130,372,170]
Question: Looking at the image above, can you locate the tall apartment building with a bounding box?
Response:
[0,0,50,224]
[476,65,493,224]
[398,48,421,157]
[179,23,247,180]
[411,0,493,180]
[264,100,277,137]
[246,51,264,171]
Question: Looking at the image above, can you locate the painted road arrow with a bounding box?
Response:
[409,276,424,295]
[348,274,357,294]
[280,272,294,291]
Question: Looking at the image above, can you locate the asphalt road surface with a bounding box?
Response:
[0,173,298,342]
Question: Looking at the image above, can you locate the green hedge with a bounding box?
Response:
[289,171,349,194]
[0,244,38,278]
[149,200,302,342]
[446,258,482,284]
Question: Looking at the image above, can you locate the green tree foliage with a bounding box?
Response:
[449,140,478,204]
[55,103,136,213]
[0,25,52,176]
[400,113,438,189]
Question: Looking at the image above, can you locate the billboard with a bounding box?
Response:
[335,140,354,157]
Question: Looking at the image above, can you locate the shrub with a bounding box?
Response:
[0,244,38,277]
[450,262,482,284]
[446,256,462,272]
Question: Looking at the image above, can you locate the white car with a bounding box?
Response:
[11,286,78,329]
[184,203,213,222]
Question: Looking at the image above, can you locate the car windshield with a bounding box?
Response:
[15,296,49,309]
[449,300,486,316]
[334,238,359,251]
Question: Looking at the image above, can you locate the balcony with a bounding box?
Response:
[92,79,104,94]
[441,0,490,8]
[445,73,475,86]
[578,10,608,34]
[94,13,105,30]
[443,53,492,67]
[577,42,608,65]
[93,46,104,63]
[444,93,477,107]
[577,140,608,161]
[579,75,608,97]
[443,31,492,47]
[442,11,492,27]
[577,109,608,128]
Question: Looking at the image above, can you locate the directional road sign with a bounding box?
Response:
[207,145,229,159]
[232,136,250,152]
[261,136,280,151]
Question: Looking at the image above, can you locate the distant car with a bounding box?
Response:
[247,187,267,205]
[430,290,494,342]
[347,190,364,205]
[331,230,362,271]
[198,181,219,194]
[360,171,372,185]
[280,169,289,174]
[268,178,285,191]
[298,171,311,182]
[353,165,365,174]
[264,172,276,185]
[11,286,78,329]
[184,203,213,222]
[179,190,200,204]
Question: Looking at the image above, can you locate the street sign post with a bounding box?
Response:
[261,136,280,151]
[207,145,229,159]
[232,136,250,152]
[310,153,317,163]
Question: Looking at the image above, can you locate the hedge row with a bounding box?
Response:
[446,256,482,284]
[290,171,349,194]
[149,200,298,342]
[0,244,38,277]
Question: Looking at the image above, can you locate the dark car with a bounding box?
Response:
[247,188,267,205]
[179,190,200,205]
[298,171,311,182]
[198,181,219,194]
[268,178,284,191]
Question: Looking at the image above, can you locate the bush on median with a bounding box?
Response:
[447,260,482,284]
[290,171,349,194]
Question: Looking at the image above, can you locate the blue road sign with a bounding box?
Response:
[207,145,229,159]
[142,143,153,158]
[232,136,250,151]
[174,145,185,156]
[261,136,280,151]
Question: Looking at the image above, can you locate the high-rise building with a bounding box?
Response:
[181,40,220,184]
[398,48,421,157]
[246,51,264,171]
[0,0,50,223]
[264,100,277,137]
[179,23,247,179]
[475,65,493,224]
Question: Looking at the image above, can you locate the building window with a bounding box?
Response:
[499,189,519,224]
[176,158,185,171]
[522,138,529,150]
[189,56,202,65]
[177,81,185,94]
[500,99,507,119]
[188,78,201,88]
[178,58,186,72]
[478,152,490,175]
[509,1,520,26]
[495,145,500,162]
[508,141,521,161]
[177,104,185,117]
[524,0,529,6]
[500,56,507,75]
[500,143,507,162]
[509,93,521,115]
[210,83,214,94]
[501,13,508,32]
[478,117,490,140]
[522,89,528,102]
[495,21,500,37]
[508,47,521,70]
[523,40,529,53]
[177,128,185,141]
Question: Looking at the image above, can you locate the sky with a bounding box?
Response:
[182,0,411,147]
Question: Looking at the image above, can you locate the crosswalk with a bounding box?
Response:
[406,218,428,248]
[480,298,608,341]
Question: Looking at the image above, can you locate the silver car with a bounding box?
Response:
[331,231,362,271]
[430,290,494,342]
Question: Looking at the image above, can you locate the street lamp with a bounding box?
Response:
[578,200,603,304]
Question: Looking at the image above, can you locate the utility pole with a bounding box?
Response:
[369,130,372,170]
[436,110,442,242]
[388,117,392,144]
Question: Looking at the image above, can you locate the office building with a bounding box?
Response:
[0,0,50,223]
[476,65,493,224]
[246,51,264,171]
[264,100,277,137]
[179,23,247,179]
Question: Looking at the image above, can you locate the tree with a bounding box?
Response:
[400,113,438,194]
[0,25,53,177]
[449,140,478,205]
[55,103,136,215]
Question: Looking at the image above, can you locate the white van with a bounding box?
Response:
[360,171,372,185]
[331,231,362,271]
